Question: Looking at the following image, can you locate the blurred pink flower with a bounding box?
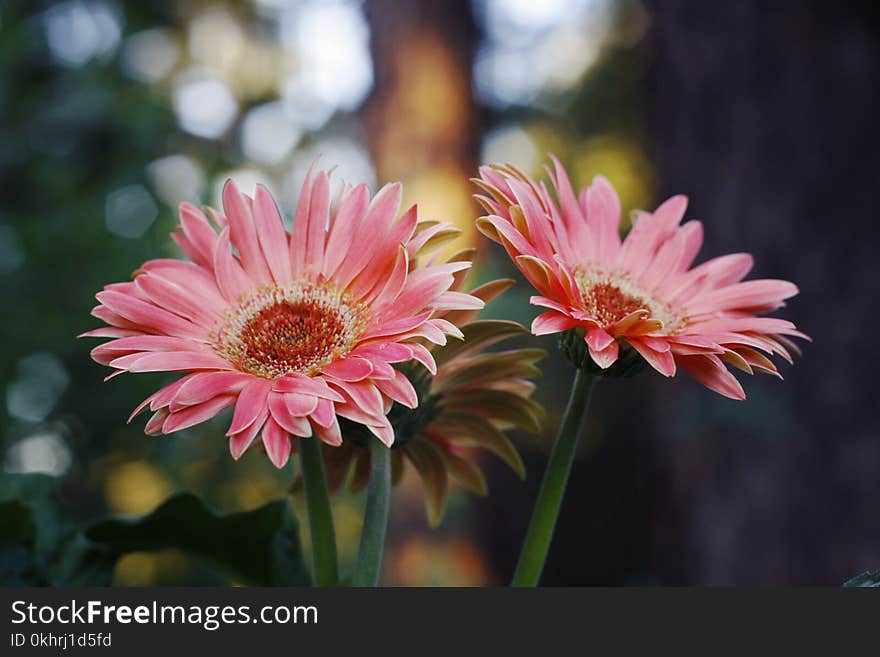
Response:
[298,266,543,526]
[474,159,807,399]
[83,169,482,467]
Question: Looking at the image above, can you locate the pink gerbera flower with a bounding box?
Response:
[474,159,807,399]
[83,169,482,467]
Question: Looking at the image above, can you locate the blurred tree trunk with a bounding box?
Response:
[363,0,480,243]
[641,0,880,584]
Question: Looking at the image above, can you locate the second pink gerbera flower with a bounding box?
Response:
[84,169,482,467]
[475,159,807,399]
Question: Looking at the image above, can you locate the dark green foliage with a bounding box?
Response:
[843,571,880,588]
[0,474,309,586]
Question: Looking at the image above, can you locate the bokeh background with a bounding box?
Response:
[1,0,878,585]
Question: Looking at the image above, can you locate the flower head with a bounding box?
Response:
[83,168,483,467]
[299,259,543,526]
[474,158,807,399]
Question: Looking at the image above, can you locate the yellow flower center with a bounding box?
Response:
[216,281,369,379]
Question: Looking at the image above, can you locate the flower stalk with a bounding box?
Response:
[512,368,596,586]
[300,437,339,586]
[352,437,391,587]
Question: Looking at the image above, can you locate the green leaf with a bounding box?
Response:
[0,473,75,585]
[0,473,65,555]
[844,571,880,587]
[85,493,310,586]
[0,499,35,544]
[0,499,42,585]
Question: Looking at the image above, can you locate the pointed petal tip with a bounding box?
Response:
[221,178,238,197]
[319,434,343,447]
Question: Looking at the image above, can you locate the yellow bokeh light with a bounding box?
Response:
[113,549,190,586]
[104,460,173,515]
[401,167,476,251]
[571,134,655,228]
[386,537,489,586]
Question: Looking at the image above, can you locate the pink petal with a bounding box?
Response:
[366,358,396,380]
[547,154,587,247]
[128,374,197,422]
[369,245,409,312]
[322,183,369,278]
[170,371,252,410]
[212,227,252,303]
[687,279,799,314]
[586,327,615,352]
[310,397,336,428]
[322,356,374,382]
[334,402,383,426]
[223,180,271,284]
[585,175,622,265]
[361,311,433,342]
[145,408,170,435]
[262,417,293,468]
[678,354,746,400]
[273,373,345,402]
[91,335,197,365]
[696,253,755,288]
[637,336,671,353]
[652,194,688,230]
[284,392,319,416]
[95,290,205,340]
[531,311,579,336]
[134,274,219,326]
[178,203,219,268]
[289,166,316,275]
[431,291,484,312]
[676,221,704,272]
[303,171,330,275]
[79,327,144,339]
[530,295,572,314]
[110,351,231,373]
[229,408,268,460]
[312,414,342,446]
[273,407,313,437]
[367,419,395,447]
[588,337,619,369]
[334,182,402,290]
[331,380,385,419]
[407,342,437,375]
[253,184,292,284]
[374,369,418,409]
[139,260,227,310]
[162,394,236,433]
[629,338,676,377]
[353,342,413,364]
[227,379,271,435]
[506,177,556,261]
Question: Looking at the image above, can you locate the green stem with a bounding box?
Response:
[512,368,596,587]
[300,437,339,586]
[352,437,391,587]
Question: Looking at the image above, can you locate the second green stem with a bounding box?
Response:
[512,368,596,587]
[352,437,391,587]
